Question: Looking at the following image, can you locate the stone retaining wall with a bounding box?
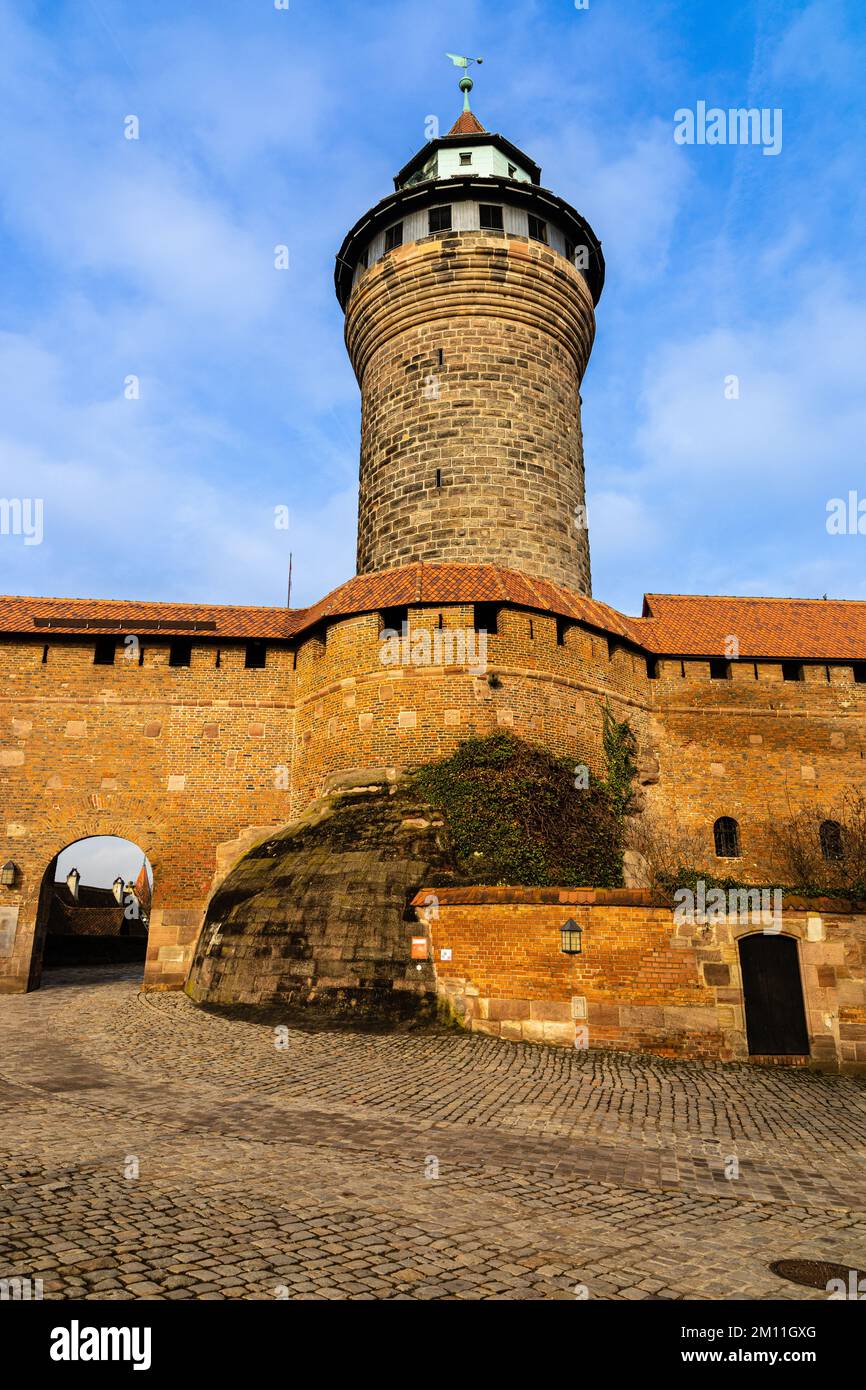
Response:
[411,887,866,1073]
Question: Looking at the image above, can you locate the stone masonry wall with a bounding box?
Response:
[412,887,866,1074]
[0,635,296,994]
[345,233,596,591]
[3,604,866,995]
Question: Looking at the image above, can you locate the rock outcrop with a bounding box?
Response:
[185,768,456,1018]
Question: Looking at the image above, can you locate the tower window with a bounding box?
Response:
[709,658,731,680]
[380,606,408,637]
[782,661,804,682]
[435,468,442,488]
[93,637,116,666]
[474,602,499,636]
[357,247,368,271]
[169,639,192,668]
[820,820,844,863]
[646,657,659,679]
[528,215,547,244]
[853,662,866,684]
[245,640,267,669]
[565,239,575,263]
[459,152,472,166]
[429,205,452,234]
[556,616,572,647]
[714,816,741,858]
[41,644,49,664]
[480,204,503,230]
[384,222,403,252]
[507,163,516,177]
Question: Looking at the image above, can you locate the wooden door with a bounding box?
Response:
[739,933,809,1056]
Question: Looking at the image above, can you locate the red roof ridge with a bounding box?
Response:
[644,592,866,606]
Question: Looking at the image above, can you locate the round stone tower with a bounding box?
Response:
[335,78,604,593]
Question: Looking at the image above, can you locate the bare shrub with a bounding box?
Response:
[764,789,866,901]
[624,812,708,903]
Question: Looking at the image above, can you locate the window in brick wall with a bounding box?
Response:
[215,649,221,668]
[380,606,408,638]
[428,205,452,234]
[384,222,403,252]
[556,616,572,646]
[245,640,267,669]
[169,639,192,668]
[709,658,731,680]
[435,467,442,488]
[853,662,866,684]
[93,637,116,665]
[646,656,659,679]
[714,816,740,858]
[527,214,547,244]
[479,203,503,230]
[820,819,844,862]
[782,661,804,681]
[41,644,49,664]
[474,602,499,635]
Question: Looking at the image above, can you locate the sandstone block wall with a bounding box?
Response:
[345,233,595,590]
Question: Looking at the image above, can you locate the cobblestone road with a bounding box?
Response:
[1,965,865,1300]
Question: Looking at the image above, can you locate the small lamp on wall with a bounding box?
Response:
[1,861,19,888]
[560,917,583,955]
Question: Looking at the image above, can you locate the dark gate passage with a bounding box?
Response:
[739,933,809,1056]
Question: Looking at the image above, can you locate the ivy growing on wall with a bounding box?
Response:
[414,728,637,887]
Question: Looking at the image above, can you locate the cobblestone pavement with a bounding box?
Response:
[1,965,865,1300]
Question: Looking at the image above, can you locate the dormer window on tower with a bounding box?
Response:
[384,222,403,252]
[459,151,472,166]
[528,215,547,244]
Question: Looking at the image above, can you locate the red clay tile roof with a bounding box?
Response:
[640,593,866,660]
[1,565,865,660]
[447,110,487,136]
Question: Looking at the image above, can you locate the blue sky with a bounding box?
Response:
[0,0,865,619]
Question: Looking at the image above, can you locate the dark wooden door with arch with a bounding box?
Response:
[738,933,810,1056]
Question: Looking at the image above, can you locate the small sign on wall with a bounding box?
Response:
[440,948,452,961]
[0,906,19,958]
[411,936,428,960]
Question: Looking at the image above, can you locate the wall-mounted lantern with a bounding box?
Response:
[1,861,19,888]
[560,917,583,955]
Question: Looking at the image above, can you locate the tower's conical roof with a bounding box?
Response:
[447,109,487,136]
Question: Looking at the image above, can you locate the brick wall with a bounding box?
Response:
[3,602,866,996]
[412,887,866,1073]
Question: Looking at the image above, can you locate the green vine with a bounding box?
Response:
[601,703,639,818]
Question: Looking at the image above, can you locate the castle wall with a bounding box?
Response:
[3,607,866,995]
[415,887,866,1074]
[345,233,595,590]
[0,635,296,993]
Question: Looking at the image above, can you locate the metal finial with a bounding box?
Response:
[445,54,483,112]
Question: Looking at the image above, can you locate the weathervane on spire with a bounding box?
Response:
[446,53,483,112]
